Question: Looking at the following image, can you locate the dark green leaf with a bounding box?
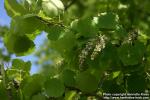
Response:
[127,74,146,93]
[118,42,145,66]
[98,13,118,30]
[46,25,64,41]
[12,59,31,72]
[44,78,65,97]
[61,69,76,87]
[77,18,97,37]
[0,82,8,100]
[31,94,46,100]
[76,71,99,93]
[102,80,125,93]
[4,34,35,55]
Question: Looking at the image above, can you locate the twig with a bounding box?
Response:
[35,16,66,28]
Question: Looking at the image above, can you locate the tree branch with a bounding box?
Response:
[35,16,66,28]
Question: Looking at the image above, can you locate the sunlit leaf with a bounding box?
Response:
[65,91,77,100]
[4,0,27,17]
[12,59,31,72]
[112,71,121,79]
[11,16,44,35]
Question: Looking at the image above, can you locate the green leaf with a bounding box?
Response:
[96,44,119,70]
[70,19,79,32]
[44,78,65,97]
[6,69,23,81]
[77,18,97,37]
[98,13,118,30]
[4,33,16,53]
[11,16,44,35]
[42,0,64,17]
[65,91,77,100]
[112,71,121,79]
[4,0,27,17]
[50,31,76,54]
[6,58,30,83]
[61,69,76,87]
[14,35,34,54]
[46,25,64,41]
[115,25,127,39]
[25,0,42,13]
[22,74,44,100]
[31,94,46,100]
[102,80,125,93]
[111,25,127,44]
[12,59,31,72]
[76,71,99,93]
[127,74,146,93]
[4,34,35,55]
[0,82,8,100]
[118,42,145,66]
[42,0,58,17]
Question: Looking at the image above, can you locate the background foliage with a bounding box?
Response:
[0,0,150,99]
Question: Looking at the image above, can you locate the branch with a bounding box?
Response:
[35,16,66,28]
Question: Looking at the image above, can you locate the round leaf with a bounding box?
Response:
[76,72,99,93]
[44,78,65,97]
[61,69,76,87]
[42,0,64,17]
[98,13,118,30]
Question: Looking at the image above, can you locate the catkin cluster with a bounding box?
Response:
[79,34,107,69]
